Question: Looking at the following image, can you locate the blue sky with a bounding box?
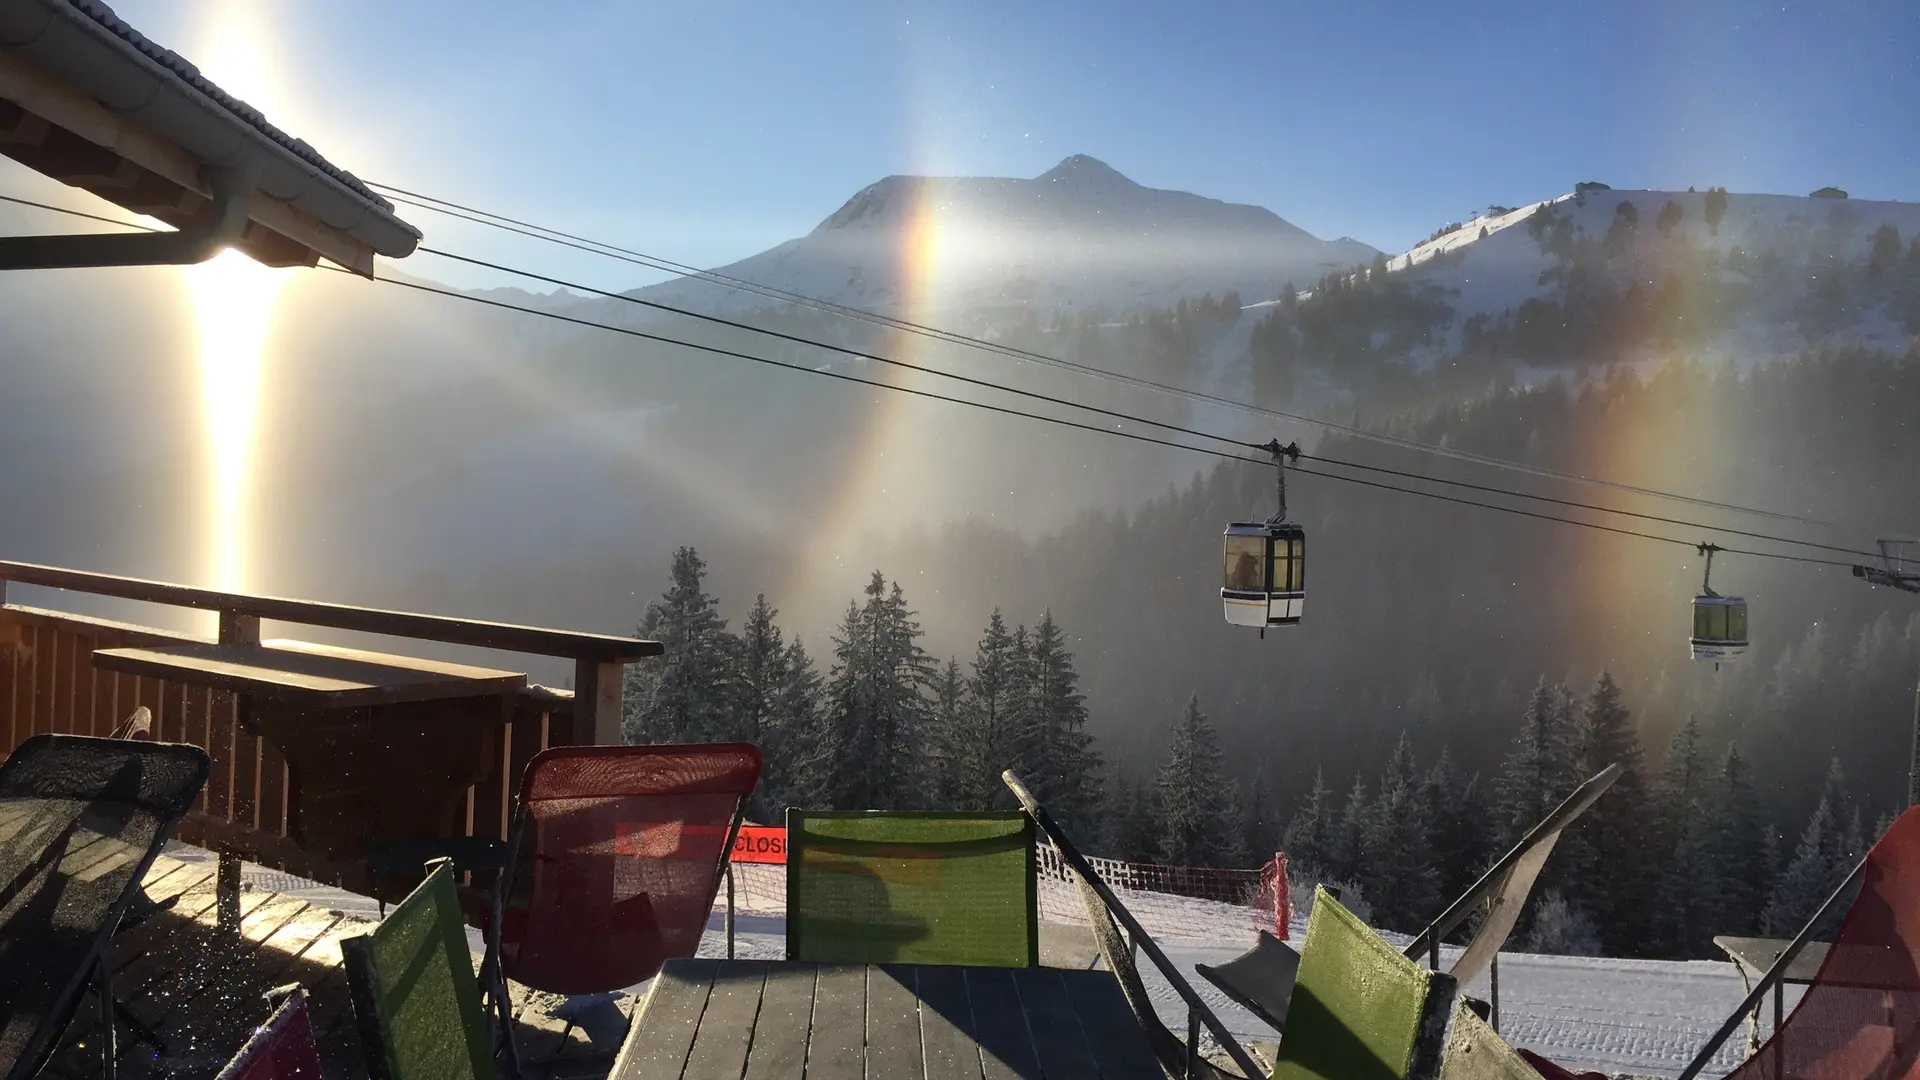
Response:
[85,0,1920,290]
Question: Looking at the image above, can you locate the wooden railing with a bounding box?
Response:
[0,560,659,893]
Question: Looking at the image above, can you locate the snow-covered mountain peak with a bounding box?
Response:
[630,158,1380,322]
[1036,154,1137,190]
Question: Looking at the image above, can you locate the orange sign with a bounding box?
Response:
[731,825,786,864]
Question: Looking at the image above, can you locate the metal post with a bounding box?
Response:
[1186,1007,1200,1080]
[216,851,243,933]
[97,957,117,1080]
[726,864,736,960]
[1909,664,1920,809]
[1490,953,1500,1033]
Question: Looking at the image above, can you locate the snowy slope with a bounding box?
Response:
[1380,188,1920,360]
[618,155,1379,322]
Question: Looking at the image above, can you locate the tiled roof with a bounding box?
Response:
[64,0,395,213]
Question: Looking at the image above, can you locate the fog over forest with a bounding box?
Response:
[4,170,1918,956]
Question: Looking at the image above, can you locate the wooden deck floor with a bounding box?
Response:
[41,852,630,1079]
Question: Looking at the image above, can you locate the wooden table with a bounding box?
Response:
[92,638,526,901]
[1713,936,1829,1056]
[612,959,1163,1080]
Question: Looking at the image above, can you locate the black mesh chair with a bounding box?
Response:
[0,733,210,1080]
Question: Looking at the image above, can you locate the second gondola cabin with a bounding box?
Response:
[1222,522,1305,628]
[1690,594,1748,662]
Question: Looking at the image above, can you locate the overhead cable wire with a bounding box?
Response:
[0,188,1874,572]
[410,245,1884,562]
[369,181,1843,531]
[371,268,1856,571]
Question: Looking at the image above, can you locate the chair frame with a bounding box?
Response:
[0,733,209,1080]
[1003,770,1266,1080]
[1399,761,1623,1029]
[1675,848,1871,1080]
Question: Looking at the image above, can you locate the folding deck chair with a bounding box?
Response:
[1197,763,1624,1037]
[1271,887,1458,1080]
[784,809,1038,967]
[0,733,210,1080]
[477,743,761,1065]
[1676,803,1920,1080]
[214,985,323,1080]
[1003,770,1268,1080]
[343,858,499,1080]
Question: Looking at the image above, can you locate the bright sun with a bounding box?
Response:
[186,5,287,593]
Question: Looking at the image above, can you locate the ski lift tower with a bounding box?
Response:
[1854,542,1920,806]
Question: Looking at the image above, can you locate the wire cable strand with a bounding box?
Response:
[371,181,1844,530]
[410,245,1882,563]
[0,187,1875,574]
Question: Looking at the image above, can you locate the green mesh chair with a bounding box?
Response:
[1272,887,1456,1080]
[342,858,501,1080]
[785,810,1038,967]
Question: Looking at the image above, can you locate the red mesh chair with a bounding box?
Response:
[479,743,761,1059]
[1676,805,1920,1080]
[214,985,322,1080]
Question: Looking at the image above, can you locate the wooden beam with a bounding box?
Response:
[0,54,379,274]
[574,658,627,746]
[218,612,260,647]
[0,561,659,662]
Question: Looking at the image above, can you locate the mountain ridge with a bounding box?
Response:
[622,155,1380,322]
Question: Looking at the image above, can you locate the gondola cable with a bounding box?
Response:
[409,245,1887,564]
[369,183,1847,531]
[0,190,1880,581]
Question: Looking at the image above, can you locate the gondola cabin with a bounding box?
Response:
[1222,522,1305,628]
[1690,594,1748,661]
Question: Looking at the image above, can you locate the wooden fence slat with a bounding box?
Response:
[90,663,117,740]
[230,695,257,831]
[0,623,16,752]
[33,625,57,740]
[192,684,224,819]
[51,629,74,740]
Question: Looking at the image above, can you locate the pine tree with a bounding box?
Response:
[1704,186,1728,233]
[1764,790,1840,937]
[1282,769,1336,876]
[1655,716,1708,840]
[811,573,936,810]
[622,546,740,744]
[1365,732,1440,931]
[1243,771,1281,866]
[764,636,820,813]
[1656,199,1684,235]
[926,657,970,810]
[1424,750,1495,912]
[1709,744,1769,936]
[736,594,789,819]
[1022,612,1103,833]
[1495,679,1577,847]
[1158,694,1237,866]
[955,610,1028,808]
[1104,775,1165,862]
[737,594,785,745]
[1333,776,1375,888]
[1652,796,1721,957]
[1574,671,1655,954]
